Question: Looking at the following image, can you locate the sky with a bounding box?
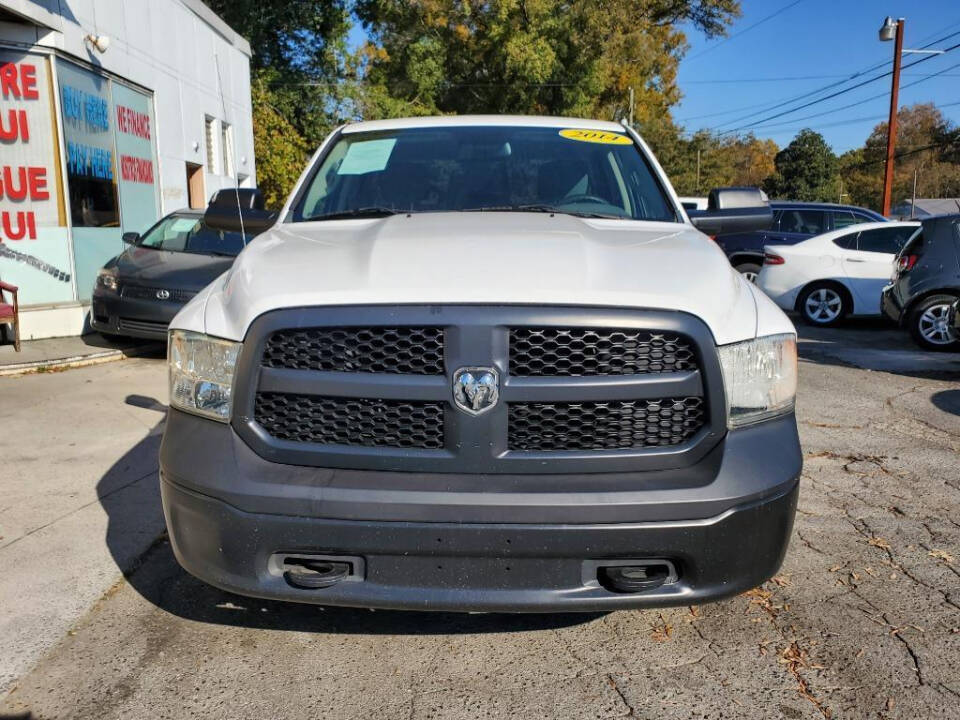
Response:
[347,0,960,154]
[675,0,960,152]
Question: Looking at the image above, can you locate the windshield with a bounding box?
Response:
[138,215,249,256]
[292,126,679,222]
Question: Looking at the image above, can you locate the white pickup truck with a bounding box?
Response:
[160,116,800,612]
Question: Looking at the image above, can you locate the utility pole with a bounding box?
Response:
[696,149,701,193]
[911,166,919,218]
[628,87,634,127]
[879,17,905,217]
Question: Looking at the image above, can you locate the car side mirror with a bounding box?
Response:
[687,187,773,235]
[122,231,140,245]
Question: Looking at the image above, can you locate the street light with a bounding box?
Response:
[879,16,904,218]
[878,16,898,42]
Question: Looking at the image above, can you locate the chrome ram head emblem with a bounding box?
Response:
[452,367,500,415]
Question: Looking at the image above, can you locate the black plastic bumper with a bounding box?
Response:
[162,476,797,612]
[90,288,182,339]
[160,409,801,612]
[881,286,904,324]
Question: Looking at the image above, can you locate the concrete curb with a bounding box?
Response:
[0,345,160,377]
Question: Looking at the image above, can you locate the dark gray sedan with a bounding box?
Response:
[91,210,250,340]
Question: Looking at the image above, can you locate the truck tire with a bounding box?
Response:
[907,294,960,351]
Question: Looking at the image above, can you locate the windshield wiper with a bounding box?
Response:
[461,204,559,214]
[312,207,403,221]
[461,204,625,220]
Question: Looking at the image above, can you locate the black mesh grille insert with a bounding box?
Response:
[255,393,444,449]
[508,398,705,451]
[510,328,696,376]
[261,327,444,374]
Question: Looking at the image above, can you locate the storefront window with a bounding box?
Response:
[58,61,119,228]
[0,50,73,306]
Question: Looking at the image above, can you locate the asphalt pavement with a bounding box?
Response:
[1,323,958,719]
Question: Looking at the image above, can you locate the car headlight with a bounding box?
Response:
[168,330,241,422]
[718,333,797,428]
[96,269,118,291]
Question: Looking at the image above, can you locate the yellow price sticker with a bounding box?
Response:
[559,128,632,145]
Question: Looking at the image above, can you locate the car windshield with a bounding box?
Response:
[138,215,249,256]
[292,125,679,223]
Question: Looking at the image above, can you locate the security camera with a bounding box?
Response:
[85,34,110,53]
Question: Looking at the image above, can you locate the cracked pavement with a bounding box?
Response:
[2,322,959,719]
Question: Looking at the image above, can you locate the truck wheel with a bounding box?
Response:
[736,262,762,283]
[908,294,960,351]
[798,283,848,327]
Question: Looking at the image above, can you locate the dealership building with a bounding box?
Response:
[0,0,256,338]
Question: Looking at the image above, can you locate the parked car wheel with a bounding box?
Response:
[908,294,960,351]
[736,262,762,283]
[798,283,848,327]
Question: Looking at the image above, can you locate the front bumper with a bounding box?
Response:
[90,287,184,340]
[160,409,802,612]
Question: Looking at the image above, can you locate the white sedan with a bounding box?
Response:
[757,221,920,326]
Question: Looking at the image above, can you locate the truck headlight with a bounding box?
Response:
[718,333,797,428]
[168,330,241,422]
[96,269,118,291]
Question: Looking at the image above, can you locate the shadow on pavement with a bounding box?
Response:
[931,388,960,417]
[99,396,598,636]
[795,315,960,380]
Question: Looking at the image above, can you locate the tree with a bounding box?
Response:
[353,0,740,120]
[764,129,838,202]
[644,126,777,197]
[202,0,352,145]
[842,104,960,210]
[200,1,352,203]
[251,79,309,209]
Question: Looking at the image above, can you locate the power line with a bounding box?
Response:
[841,131,960,171]
[715,38,960,135]
[685,0,808,61]
[732,59,960,133]
[681,71,960,85]
[701,28,960,131]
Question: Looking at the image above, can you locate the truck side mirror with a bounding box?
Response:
[204,188,277,235]
[687,187,773,235]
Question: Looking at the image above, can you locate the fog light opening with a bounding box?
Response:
[599,563,673,594]
[283,559,352,590]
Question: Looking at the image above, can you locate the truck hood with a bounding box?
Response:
[179,212,786,345]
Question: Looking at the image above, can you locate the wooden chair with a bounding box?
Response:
[0,279,20,352]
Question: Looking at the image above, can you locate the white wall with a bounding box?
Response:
[0,0,256,339]
[2,0,256,212]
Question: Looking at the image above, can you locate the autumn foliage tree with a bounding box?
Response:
[250,79,310,209]
[202,0,352,203]
[841,104,960,209]
[353,0,740,122]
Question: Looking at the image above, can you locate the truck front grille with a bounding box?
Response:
[255,392,444,449]
[509,398,706,451]
[237,307,722,473]
[262,327,444,374]
[510,328,696,376]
